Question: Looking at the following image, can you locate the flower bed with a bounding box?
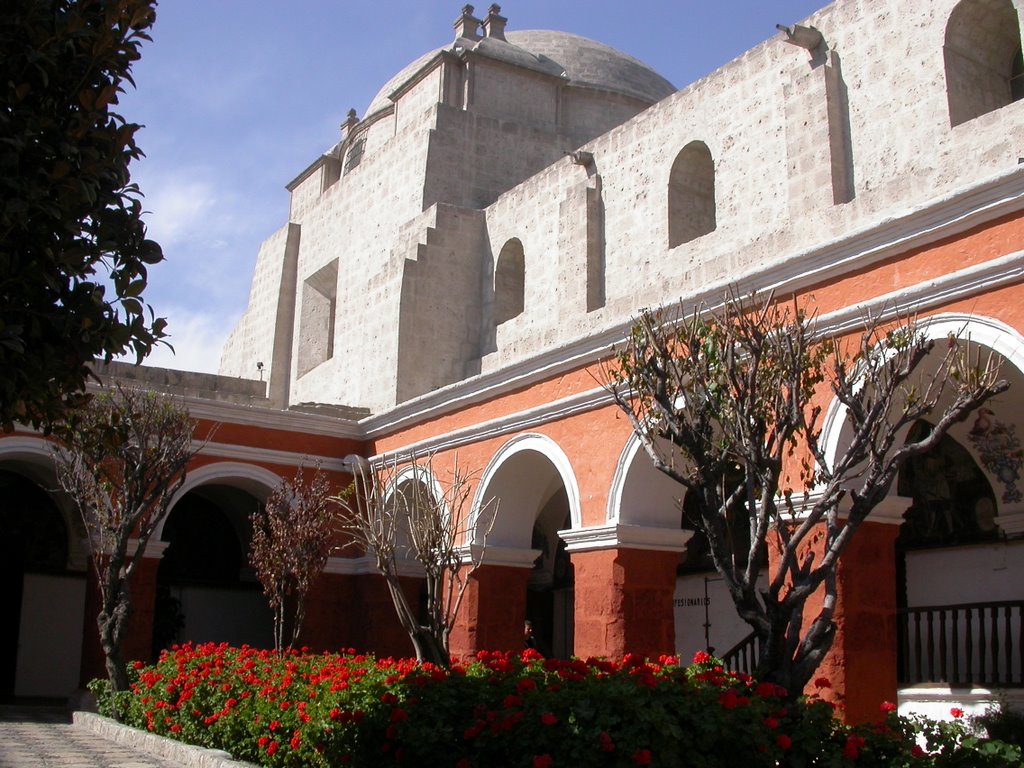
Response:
[96,644,1021,767]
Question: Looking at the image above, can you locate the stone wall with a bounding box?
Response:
[221,0,1024,415]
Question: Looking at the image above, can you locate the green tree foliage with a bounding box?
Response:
[0,0,167,431]
[53,385,199,699]
[606,292,1008,696]
[250,466,335,653]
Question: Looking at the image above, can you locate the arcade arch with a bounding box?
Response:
[153,462,283,654]
[0,437,84,699]
[608,433,752,660]
[474,434,580,657]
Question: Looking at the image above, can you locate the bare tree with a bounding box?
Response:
[335,453,496,667]
[53,386,201,695]
[249,465,334,652]
[605,291,1007,695]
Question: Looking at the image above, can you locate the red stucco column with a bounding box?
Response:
[78,552,161,686]
[572,548,680,660]
[299,571,358,651]
[449,564,530,659]
[817,520,900,723]
[355,572,427,658]
[123,555,159,664]
[770,514,901,723]
[79,565,105,686]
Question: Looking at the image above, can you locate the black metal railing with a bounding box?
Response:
[721,632,760,676]
[899,600,1024,687]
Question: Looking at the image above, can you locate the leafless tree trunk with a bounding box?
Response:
[605,291,1007,694]
[335,452,496,666]
[53,385,203,699]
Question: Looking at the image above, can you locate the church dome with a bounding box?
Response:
[364,29,676,118]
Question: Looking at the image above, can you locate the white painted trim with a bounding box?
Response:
[560,524,692,553]
[375,387,611,462]
[472,433,583,532]
[472,545,542,568]
[82,379,364,438]
[323,555,375,575]
[0,434,55,462]
[607,434,645,524]
[172,462,283,504]
[155,462,285,541]
[195,440,350,472]
[187,399,363,438]
[321,553,424,577]
[385,463,446,516]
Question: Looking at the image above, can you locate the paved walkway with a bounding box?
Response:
[0,706,251,768]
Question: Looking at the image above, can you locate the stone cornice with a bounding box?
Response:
[560,524,693,553]
[322,554,424,577]
[186,398,364,439]
[195,441,351,472]
[368,249,1024,461]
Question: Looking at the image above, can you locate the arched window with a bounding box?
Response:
[494,238,525,325]
[667,141,716,248]
[945,0,1024,127]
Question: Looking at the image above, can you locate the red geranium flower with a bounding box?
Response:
[533,754,552,768]
[843,734,865,759]
[776,734,792,751]
[632,748,652,765]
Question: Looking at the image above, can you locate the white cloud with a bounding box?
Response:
[142,176,219,248]
[124,307,239,375]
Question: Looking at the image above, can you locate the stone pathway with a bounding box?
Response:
[0,707,252,768]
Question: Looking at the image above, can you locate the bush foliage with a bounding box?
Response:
[98,644,1022,767]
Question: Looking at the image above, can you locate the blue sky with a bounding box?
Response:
[120,1,827,374]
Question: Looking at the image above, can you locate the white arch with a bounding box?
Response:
[606,432,689,527]
[820,312,1024,477]
[473,433,582,543]
[0,434,56,464]
[0,434,87,565]
[386,463,447,515]
[155,461,284,540]
[608,434,644,523]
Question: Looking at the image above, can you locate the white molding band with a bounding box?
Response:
[321,554,425,577]
[471,544,543,568]
[195,440,351,473]
[560,524,693,553]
